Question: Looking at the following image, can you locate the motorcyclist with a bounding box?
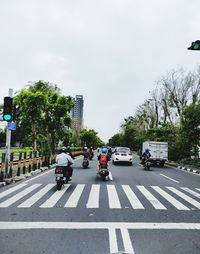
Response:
[66,146,75,159]
[97,147,110,173]
[107,146,112,159]
[89,146,94,159]
[141,149,151,164]
[83,147,90,159]
[56,147,74,180]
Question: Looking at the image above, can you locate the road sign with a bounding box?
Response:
[7,122,16,131]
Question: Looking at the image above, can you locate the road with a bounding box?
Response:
[0,154,200,254]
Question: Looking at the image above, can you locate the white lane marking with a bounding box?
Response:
[122,185,144,209]
[23,168,54,183]
[195,188,200,192]
[167,187,200,209]
[160,174,179,183]
[64,184,85,207]
[121,228,135,254]
[151,186,190,210]
[40,184,71,208]
[18,184,55,208]
[0,222,200,230]
[107,185,121,209]
[137,185,167,210]
[181,187,200,199]
[0,184,41,207]
[86,184,100,208]
[0,184,27,199]
[108,228,118,253]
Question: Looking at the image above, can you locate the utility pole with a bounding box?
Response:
[5,88,13,178]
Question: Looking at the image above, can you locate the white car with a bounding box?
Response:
[112,147,133,165]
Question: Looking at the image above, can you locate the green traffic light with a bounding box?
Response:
[194,42,200,50]
[188,40,200,50]
[3,114,12,121]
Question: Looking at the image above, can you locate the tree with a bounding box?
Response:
[14,88,47,152]
[181,103,200,158]
[80,129,104,148]
[108,133,123,147]
[14,81,74,153]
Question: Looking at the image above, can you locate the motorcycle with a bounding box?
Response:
[55,166,71,190]
[89,152,94,160]
[82,157,89,168]
[141,157,151,170]
[98,165,109,180]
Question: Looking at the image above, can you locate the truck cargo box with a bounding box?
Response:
[142,141,168,166]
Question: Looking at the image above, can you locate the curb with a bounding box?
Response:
[0,165,56,188]
[176,165,200,174]
[166,162,200,175]
[0,182,6,188]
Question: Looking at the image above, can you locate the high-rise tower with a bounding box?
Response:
[71,95,84,130]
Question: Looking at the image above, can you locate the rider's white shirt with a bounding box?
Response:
[56,152,74,166]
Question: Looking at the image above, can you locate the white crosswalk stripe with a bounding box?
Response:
[1,183,200,211]
[40,184,71,208]
[122,185,144,209]
[0,184,41,208]
[86,184,100,208]
[195,188,200,192]
[0,184,27,200]
[107,185,121,208]
[166,187,200,209]
[18,184,55,208]
[64,184,85,208]
[180,187,200,199]
[137,185,167,210]
[151,186,190,210]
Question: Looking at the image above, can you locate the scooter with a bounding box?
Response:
[82,157,89,168]
[55,166,71,190]
[141,157,151,170]
[89,153,94,160]
[98,165,109,180]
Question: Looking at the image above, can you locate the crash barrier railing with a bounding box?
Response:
[0,150,83,182]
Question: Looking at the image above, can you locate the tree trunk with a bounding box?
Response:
[32,123,37,153]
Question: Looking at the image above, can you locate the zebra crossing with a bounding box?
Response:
[0,183,200,210]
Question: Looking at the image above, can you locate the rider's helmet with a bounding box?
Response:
[145,148,149,153]
[84,147,88,151]
[101,147,107,153]
[61,146,67,153]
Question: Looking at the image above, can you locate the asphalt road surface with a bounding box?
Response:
[0,153,200,254]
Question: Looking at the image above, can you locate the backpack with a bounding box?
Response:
[99,154,107,166]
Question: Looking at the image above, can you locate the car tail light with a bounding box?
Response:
[115,152,119,155]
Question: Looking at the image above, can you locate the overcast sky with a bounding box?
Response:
[0,0,200,142]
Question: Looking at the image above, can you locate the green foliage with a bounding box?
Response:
[108,133,123,147]
[13,81,74,153]
[180,103,200,158]
[80,128,104,148]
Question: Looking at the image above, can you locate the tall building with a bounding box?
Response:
[71,95,84,130]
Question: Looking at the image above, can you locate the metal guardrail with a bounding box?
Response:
[0,150,83,181]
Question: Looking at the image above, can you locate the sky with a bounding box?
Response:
[0,0,200,142]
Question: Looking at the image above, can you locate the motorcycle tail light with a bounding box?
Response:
[56,168,63,173]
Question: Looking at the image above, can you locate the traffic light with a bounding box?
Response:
[3,96,13,122]
[187,40,200,50]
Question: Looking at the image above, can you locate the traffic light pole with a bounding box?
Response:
[5,88,13,178]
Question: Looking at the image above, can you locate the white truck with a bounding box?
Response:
[142,141,168,167]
